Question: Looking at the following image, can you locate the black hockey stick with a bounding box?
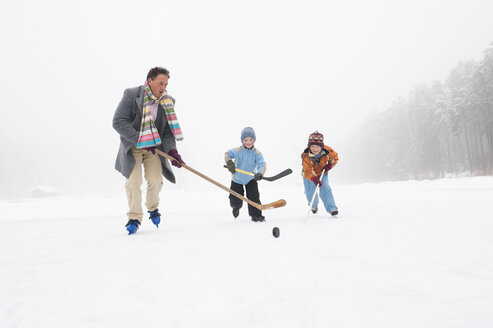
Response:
[223,166,293,182]
[261,169,293,181]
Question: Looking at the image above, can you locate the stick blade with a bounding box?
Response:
[261,199,287,210]
[261,169,293,182]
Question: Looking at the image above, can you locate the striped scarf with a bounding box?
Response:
[136,82,184,148]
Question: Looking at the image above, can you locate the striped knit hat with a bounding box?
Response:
[308,131,324,147]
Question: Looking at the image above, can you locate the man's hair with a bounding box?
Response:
[147,67,170,80]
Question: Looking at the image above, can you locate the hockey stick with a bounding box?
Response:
[156,149,286,211]
[304,168,326,223]
[222,166,293,182]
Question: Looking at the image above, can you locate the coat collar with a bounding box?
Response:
[135,85,145,114]
[241,145,255,151]
[303,146,328,159]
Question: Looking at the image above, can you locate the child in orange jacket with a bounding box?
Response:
[301,131,339,216]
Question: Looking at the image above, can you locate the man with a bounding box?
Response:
[113,67,185,235]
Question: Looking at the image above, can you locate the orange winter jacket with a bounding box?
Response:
[301,145,339,180]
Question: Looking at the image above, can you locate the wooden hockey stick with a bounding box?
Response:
[156,149,286,211]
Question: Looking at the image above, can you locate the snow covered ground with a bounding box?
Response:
[1,177,492,328]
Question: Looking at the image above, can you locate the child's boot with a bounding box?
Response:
[251,215,265,222]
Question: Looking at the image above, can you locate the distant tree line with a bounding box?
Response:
[358,42,493,181]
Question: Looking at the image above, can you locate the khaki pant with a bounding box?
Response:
[126,147,163,222]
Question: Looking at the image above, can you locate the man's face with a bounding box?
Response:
[147,74,168,98]
[310,145,322,155]
[243,137,255,149]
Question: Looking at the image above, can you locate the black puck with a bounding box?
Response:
[272,227,280,238]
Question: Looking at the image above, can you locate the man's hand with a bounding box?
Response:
[254,173,263,181]
[167,149,184,168]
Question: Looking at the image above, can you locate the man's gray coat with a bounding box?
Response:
[113,86,177,183]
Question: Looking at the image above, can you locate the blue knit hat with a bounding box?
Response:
[241,127,256,142]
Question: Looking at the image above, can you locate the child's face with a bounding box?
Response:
[243,137,255,149]
[310,145,322,155]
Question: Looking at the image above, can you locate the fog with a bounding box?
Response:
[1,0,492,199]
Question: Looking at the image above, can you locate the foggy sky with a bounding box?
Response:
[1,0,492,199]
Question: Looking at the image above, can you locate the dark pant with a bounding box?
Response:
[229,180,262,217]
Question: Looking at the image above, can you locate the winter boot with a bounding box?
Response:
[251,215,265,222]
[148,209,161,228]
[125,219,141,235]
[232,207,240,218]
[330,210,339,216]
[311,207,318,214]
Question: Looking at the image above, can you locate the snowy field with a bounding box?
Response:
[1,177,492,328]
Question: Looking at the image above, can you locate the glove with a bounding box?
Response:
[254,173,263,181]
[226,160,236,174]
[310,176,322,187]
[323,162,333,172]
[143,147,156,155]
[167,149,184,168]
